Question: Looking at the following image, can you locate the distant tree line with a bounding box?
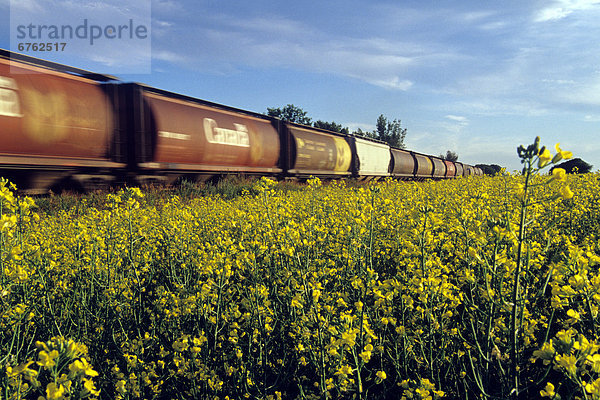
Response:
[475,158,593,176]
[476,164,503,176]
[551,158,593,174]
[267,104,406,149]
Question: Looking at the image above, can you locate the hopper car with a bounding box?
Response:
[0,49,482,193]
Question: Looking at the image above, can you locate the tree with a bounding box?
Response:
[373,115,407,149]
[550,158,593,174]
[476,164,503,176]
[267,106,408,149]
[313,120,349,134]
[352,127,377,140]
[440,150,459,162]
[266,104,312,125]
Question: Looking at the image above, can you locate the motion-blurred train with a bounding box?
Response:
[0,49,482,193]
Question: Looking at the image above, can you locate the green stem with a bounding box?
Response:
[510,160,532,398]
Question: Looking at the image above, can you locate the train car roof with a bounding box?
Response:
[135,83,279,122]
[284,119,356,140]
[0,48,119,82]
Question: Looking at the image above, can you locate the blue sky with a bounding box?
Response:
[1,0,599,171]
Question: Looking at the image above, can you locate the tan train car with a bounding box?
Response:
[282,122,352,178]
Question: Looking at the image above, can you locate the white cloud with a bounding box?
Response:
[535,0,600,22]
[460,11,496,22]
[151,0,183,13]
[440,0,600,119]
[151,14,425,91]
[363,77,413,91]
[536,7,572,22]
[154,20,173,28]
[560,78,600,106]
[153,50,186,63]
[445,115,468,123]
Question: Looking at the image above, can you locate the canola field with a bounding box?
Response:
[2,139,600,399]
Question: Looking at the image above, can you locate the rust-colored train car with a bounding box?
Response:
[0,51,124,191]
[444,160,456,178]
[118,84,282,184]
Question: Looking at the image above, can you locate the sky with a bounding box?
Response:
[1,0,599,172]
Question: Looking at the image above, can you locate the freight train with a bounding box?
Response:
[0,49,482,193]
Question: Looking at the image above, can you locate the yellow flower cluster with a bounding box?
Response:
[5,337,100,399]
[0,139,598,399]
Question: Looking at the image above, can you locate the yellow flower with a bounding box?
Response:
[560,185,574,200]
[335,364,353,377]
[540,382,555,397]
[291,296,303,309]
[553,143,573,163]
[115,379,127,394]
[312,289,321,303]
[513,183,525,201]
[588,354,600,373]
[83,378,100,396]
[38,350,60,368]
[538,148,552,168]
[68,358,98,377]
[566,309,581,324]
[586,378,600,397]
[555,354,578,377]
[172,337,189,352]
[359,344,373,363]
[46,382,65,400]
[6,361,36,377]
[552,167,567,181]
[341,330,356,347]
[556,329,576,345]
[376,370,387,380]
[532,341,555,363]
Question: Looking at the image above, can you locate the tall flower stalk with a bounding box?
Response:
[510,137,573,398]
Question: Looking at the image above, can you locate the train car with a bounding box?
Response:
[430,156,446,179]
[390,148,416,178]
[412,152,434,179]
[0,49,125,192]
[112,83,282,184]
[455,162,465,177]
[350,136,391,179]
[280,122,352,178]
[444,160,456,178]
